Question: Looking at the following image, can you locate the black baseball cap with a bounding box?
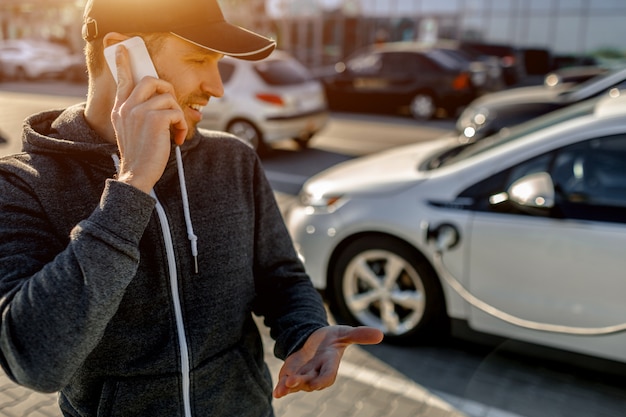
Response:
[82,0,276,61]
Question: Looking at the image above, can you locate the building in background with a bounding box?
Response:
[2,0,626,74]
[0,0,84,52]
[233,0,626,73]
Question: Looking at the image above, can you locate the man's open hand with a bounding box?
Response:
[273,325,384,398]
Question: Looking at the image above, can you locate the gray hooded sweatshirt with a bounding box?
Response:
[0,104,328,416]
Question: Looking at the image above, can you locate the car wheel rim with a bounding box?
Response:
[410,95,434,120]
[228,121,260,150]
[342,249,426,335]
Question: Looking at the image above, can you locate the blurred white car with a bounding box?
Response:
[286,92,626,363]
[199,50,329,153]
[0,39,72,80]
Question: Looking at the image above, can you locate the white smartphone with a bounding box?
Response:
[104,36,158,84]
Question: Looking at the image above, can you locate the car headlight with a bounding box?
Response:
[300,191,344,208]
[298,186,347,213]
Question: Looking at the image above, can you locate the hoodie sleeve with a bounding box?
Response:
[0,174,155,393]
[248,158,329,360]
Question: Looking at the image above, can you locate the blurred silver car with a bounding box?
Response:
[199,50,329,154]
[286,92,626,363]
[0,39,72,81]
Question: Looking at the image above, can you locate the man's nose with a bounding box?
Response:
[201,64,224,98]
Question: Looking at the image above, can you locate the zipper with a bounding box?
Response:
[151,190,192,417]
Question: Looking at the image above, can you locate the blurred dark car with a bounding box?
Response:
[457,67,626,142]
[544,65,610,88]
[459,41,526,86]
[522,47,553,77]
[422,42,509,95]
[322,42,479,120]
[430,40,505,93]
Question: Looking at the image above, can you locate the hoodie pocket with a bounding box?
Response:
[191,347,274,417]
[96,374,182,417]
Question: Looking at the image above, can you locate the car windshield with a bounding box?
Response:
[253,57,313,86]
[430,96,601,169]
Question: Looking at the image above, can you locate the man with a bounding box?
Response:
[0,0,383,416]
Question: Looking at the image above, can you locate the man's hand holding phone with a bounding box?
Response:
[105,37,187,194]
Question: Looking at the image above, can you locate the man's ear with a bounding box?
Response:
[103,32,130,49]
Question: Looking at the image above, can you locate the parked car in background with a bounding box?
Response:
[64,53,89,83]
[322,42,480,120]
[456,66,626,142]
[285,92,626,363]
[551,54,599,70]
[544,65,610,88]
[199,50,328,154]
[425,39,505,93]
[459,41,526,86]
[522,47,553,78]
[0,39,73,81]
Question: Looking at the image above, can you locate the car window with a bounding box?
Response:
[346,52,382,75]
[380,52,417,75]
[414,53,441,72]
[551,135,626,208]
[425,49,461,70]
[217,61,236,83]
[460,135,626,222]
[253,57,312,85]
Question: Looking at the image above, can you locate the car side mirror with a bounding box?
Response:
[490,172,555,214]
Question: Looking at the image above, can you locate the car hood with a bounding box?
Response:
[303,136,458,197]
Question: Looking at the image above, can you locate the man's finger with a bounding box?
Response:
[340,326,384,345]
[113,45,134,106]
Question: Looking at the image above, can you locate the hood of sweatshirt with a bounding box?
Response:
[23,103,118,158]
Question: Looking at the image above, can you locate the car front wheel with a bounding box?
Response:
[329,236,448,342]
[226,119,267,154]
[409,93,436,120]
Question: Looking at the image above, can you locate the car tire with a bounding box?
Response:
[329,235,448,343]
[409,92,436,120]
[226,119,267,155]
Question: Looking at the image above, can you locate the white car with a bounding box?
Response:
[199,50,329,154]
[286,92,626,363]
[0,39,72,80]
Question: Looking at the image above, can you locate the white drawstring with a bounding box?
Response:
[175,146,199,274]
[111,152,195,417]
[111,153,120,173]
[111,148,199,274]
